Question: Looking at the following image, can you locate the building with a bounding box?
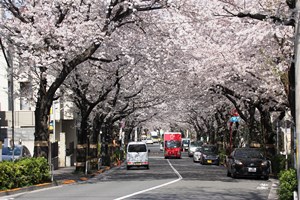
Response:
[0,38,77,168]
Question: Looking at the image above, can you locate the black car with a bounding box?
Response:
[226,148,270,180]
[199,144,219,165]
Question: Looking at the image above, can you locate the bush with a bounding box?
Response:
[218,149,226,165]
[278,168,297,200]
[0,157,51,190]
[270,154,287,177]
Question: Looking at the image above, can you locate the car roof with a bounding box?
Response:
[128,141,147,145]
[3,145,24,149]
[235,147,260,151]
[202,144,217,148]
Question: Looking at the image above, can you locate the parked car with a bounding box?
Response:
[193,147,203,162]
[188,141,203,157]
[226,147,270,180]
[1,145,31,161]
[199,144,219,165]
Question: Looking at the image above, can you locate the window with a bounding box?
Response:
[20,82,32,110]
[128,144,147,152]
[2,146,21,156]
[165,140,181,148]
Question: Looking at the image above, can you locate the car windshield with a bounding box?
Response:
[182,140,190,145]
[165,140,181,148]
[195,147,202,152]
[2,146,21,156]
[190,141,202,147]
[128,144,147,152]
[235,149,263,159]
[202,146,217,153]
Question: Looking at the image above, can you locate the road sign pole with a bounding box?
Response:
[229,122,233,153]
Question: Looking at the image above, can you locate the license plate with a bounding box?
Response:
[135,162,141,165]
[207,160,212,163]
[248,167,256,172]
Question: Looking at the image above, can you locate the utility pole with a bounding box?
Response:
[0,38,14,159]
[134,127,137,142]
[295,1,300,199]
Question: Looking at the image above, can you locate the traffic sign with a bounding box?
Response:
[230,116,240,123]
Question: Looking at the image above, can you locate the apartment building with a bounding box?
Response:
[0,42,77,167]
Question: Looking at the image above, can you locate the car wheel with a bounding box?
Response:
[146,165,149,170]
[227,170,231,177]
[230,167,237,178]
[127,166,131,170]
[263,175,269,180]
[231,170,236,178]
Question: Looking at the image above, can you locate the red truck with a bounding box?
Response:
[164,132,182,159]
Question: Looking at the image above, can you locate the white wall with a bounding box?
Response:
[0,51,9,111]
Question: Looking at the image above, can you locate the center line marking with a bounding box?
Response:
[114,159,182,200]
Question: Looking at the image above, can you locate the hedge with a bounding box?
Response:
[0,157,51,190]
[278,168,297,200]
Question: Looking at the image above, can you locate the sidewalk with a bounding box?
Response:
[52,165,111,185]
[268,178,279,200]
[0,165,113,197]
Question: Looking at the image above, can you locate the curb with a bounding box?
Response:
[0,182,54,197]
[268,178,279,200]
[0,166,113,197]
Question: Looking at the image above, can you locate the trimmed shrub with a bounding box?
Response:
[0,157,51,190]
[278,168,297,200]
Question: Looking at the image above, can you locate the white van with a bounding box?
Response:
[126,141,149,170]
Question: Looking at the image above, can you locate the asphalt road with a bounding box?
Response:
[0,143,274,200]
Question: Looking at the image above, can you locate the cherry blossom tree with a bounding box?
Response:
[138,0,294,150]
[0,0,170,158]
[1,0,295,159]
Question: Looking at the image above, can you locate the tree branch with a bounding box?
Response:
[222,6,295,27]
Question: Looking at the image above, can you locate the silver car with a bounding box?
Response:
[188,141,203,157]
[193,147,203,162]
[1,145,31,161]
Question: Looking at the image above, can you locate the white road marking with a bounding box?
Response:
[256,183,269,190]
[114,159,182,200]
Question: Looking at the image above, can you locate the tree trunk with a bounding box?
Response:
[76,116,89,172]
[101,124,110,166]
[33,77,52,158]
